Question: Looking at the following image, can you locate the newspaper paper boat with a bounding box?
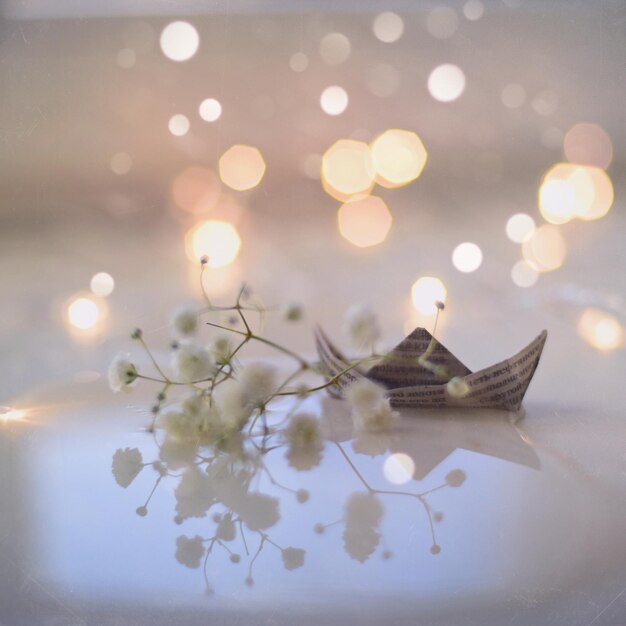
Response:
[315,327,547,411]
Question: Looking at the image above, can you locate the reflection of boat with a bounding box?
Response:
[315,327,548,411]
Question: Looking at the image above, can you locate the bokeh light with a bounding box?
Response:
[501,83,526,109]
[372,12,404,43]
[411,277,447,315]
[289,52,309,72]
[531,90,558,116]
[428,64,466,102]
[110,152,132,175]
[522,224,567,272]
[337,195,392,248]
[319,32,351,65]
[90,272,115,297]
[370,129,428,188]
[539,163,614,223]
[383,453,415,485]
[427,7,459,39]
[219,145,266,191]
[168,114,190,137]
[65,294,106,332]
[199,98,222,122]
[185,220,241,267]
[577,308,624,351]
[0,406,26,423]
[159,21,199,62]
[172,166,221,214]
[564,122,613,170]
[463,1,485,20]
[505,213,535,243]
[320,86,349,116]
[322,139,375,200]
[511,260,538,288]
[452,242,483,273]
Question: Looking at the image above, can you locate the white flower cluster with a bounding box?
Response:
[346,379,398,432]
[342,304,381,350]
[108,353,138,392]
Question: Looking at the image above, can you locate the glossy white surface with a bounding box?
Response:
[2,379,626,625]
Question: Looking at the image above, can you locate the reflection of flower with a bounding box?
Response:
[108,353,138,392]
[284,413,323,471]
[238,492,280,531]
[281,547,305,570]
[175,535,205,569]
[346,379,397,432]
[111,447,143,487]
[342,492,384,563]
[174,467,215,520]
[445,469,466,487]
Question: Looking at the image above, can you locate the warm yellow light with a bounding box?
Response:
[172,166,221,214]
[90,272,115,297]
[428,64,465,102]
[0,406,27,423]
[564,122,612,170]
[383,453,415,485]
[168,114,190,137]
[185,220,241,267]
[506,213,535,243]
[576,167,614,221]
[370,129,427,188]
[198,98,222,122]
[159,21,199,62]
[320,85,348,116]
[67,296,101,330]
[319,32,351,65]
[522,224,567,272]
[322,139,375,200]
[411,277,447,315]
[337,195,392,248]
[511,260,538,288]
[372,12,404,43]
[452,242,482,273]
[219,145,266,191]
[578,308,623,351]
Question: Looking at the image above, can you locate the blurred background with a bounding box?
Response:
[1,0,624,404]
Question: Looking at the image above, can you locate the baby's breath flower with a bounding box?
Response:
[343,304,381,349]
[213,380,250,430]
[284,413,321,449]
[346,379,398,432]
[161,410,200,442]
[175,535,205,569]
[172,306,198,336]
[281,547,305,570]
[111,447,143,487]
[208,334,231,364]
[172,341,216,383]
[108,353,138,392]
[238,362,278,406]
[446,376,470,398]
[281,302,303,322]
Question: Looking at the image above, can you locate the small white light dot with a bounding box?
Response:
[320,85,348,116]
[289,52,309,72]
[159,21,199,62]
[452,242,483,273]
[372,12,404,43]
[511,260,538,288]
[110,152,133,175]
[506,213,535,243]
[90,272,115,297]
[428,64,466,102]
[319,32,351,66]
[168,114,190,137]
[199,98,222,122]
[463,0,485,20]
[68,297,100,330]
[501,83,526,109]
[383,453,415,485]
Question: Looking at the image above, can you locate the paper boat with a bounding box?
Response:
[315,327,547,411]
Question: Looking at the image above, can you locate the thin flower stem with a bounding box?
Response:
[137,337,171,382]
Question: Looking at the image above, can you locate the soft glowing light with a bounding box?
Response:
[427,7,459,39]
[116,48,136,69]
[522,224,567,272]
[578,308,624,352]
[564,123,613,170]
[383,453,415,485]
[463,1,485,20]
[289,52,309,72]
[428,64,466,102]
[501,83,526,109]
[506,213,535,243]
[452,242,482,273]
[67,296,101,330]
[185,220,241,268]
[168,114,190,137]
[370,129,428,188]
[0,406,26,423]
[90,272,115,297]
[411,277,447,315]
[365,63,400,98]
[372,12,404,43]
[320,86,348,116]
[319,32,351,65]
[531,90,558,116]
[110,152,132,175]
[301,153,322,180]
[199,98,222,122]
[219,145,266,191]
[172,166,221,214]
[337,195,392,248]
[511,260,538,288]
[539,163,614,224]
[159,21,199,62]
[322,139,375,199]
